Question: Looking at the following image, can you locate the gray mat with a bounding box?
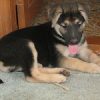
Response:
[0,71,100,100]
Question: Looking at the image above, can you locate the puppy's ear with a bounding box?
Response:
[47,3,63,27]
[48,3,63,20]
[78,4,90,23]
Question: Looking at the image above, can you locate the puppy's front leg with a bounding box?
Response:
[59,57,100,73]
[79,47,100,66]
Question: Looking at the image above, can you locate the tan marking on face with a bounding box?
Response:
[62,18,82,26]
[63,18,85,31]
[75,19,82,25]
[64,20,70,25]
[75,19,79,23]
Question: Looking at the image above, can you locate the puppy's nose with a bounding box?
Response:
[70,38,78,44]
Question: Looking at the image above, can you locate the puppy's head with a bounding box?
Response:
[48,3,88,45]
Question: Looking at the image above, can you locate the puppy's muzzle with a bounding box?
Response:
[70,38,79,44]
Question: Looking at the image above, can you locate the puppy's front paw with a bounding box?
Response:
[54,75,67,83]
[59,69,70,77]
[89,63,100,73]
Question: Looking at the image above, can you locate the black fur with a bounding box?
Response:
[0,22,62,76]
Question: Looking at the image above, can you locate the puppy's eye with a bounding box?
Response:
[60,24,67,28]
[77,22,82,25]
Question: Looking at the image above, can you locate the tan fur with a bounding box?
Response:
[38,67,70,76]
[38,67,64,74]
[0,61,11,72]
[26,76,39,83]
[55,44,69,57]
[28,42,68,83]
[28,42,38,68]
[59,57,100,73]
[55,41,100,73]
[28,65,67,83]
[0,61,17,72]
[79,46,100,66]
[30,67,67,83]
[78,4,88,23]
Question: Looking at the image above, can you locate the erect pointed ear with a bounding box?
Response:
[78,4,90,24]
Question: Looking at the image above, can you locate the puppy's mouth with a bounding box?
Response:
[68,44,79,55]
[67,39,80,55]
[67,35,85,55]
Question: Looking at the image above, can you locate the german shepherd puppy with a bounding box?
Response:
[0,3,100,84]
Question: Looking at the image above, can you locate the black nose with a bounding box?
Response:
[70,38,78,44]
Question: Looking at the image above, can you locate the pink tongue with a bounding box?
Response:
[68,45,79,55]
